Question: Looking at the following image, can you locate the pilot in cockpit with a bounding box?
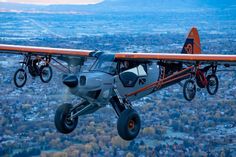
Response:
[120,61,130,72]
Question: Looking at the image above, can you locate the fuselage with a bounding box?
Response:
[63,53,191,107]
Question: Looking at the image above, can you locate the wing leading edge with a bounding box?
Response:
[115,53,236,64]
[0,44,94,57]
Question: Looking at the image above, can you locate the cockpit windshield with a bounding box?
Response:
[91,54,117,75]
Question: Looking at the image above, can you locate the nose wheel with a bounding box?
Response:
[117,109,141,141]
[54,103,78,134]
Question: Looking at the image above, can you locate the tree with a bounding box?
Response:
[49,138,61,149]
[126,152,135,157]
[52,152,68,157]
[84,143,93,153]
[155,125,167,135]
[143,127,155,136]
[111,136,129,149]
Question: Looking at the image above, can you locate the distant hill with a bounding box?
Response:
[97,0,197,11]
[198,0,236,8]
[0,0,235,13]
[100,0,236,9]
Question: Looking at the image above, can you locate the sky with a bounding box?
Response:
[0,0,104,5]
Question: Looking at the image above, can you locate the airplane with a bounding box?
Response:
[1,27,236,141]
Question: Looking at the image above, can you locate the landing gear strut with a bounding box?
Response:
[110,86,141,141]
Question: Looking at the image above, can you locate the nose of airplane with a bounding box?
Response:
[78,74,102,89]
[63,74,78,88]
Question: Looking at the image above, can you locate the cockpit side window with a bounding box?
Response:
[137,65,147,76]
[119,61,147,76]
[119,61,148,87]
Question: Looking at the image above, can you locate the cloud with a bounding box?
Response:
[0,0,103,5]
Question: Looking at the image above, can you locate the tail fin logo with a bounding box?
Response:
[182,38,194,54]
[185,43,193,54]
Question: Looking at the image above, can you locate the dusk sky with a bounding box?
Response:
[0,0,104,5]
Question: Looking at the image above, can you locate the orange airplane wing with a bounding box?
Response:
[0,44,94,57]
[115,53,236,64]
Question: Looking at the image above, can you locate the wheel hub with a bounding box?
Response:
[64,114,75,128]
[209,80,216,86]
[42,69,48,76]
[128,120,135,130]
[18,74,25,80]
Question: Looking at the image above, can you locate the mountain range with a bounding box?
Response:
[0,0,235,13]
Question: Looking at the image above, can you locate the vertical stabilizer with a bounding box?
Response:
[182,27,201,54]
